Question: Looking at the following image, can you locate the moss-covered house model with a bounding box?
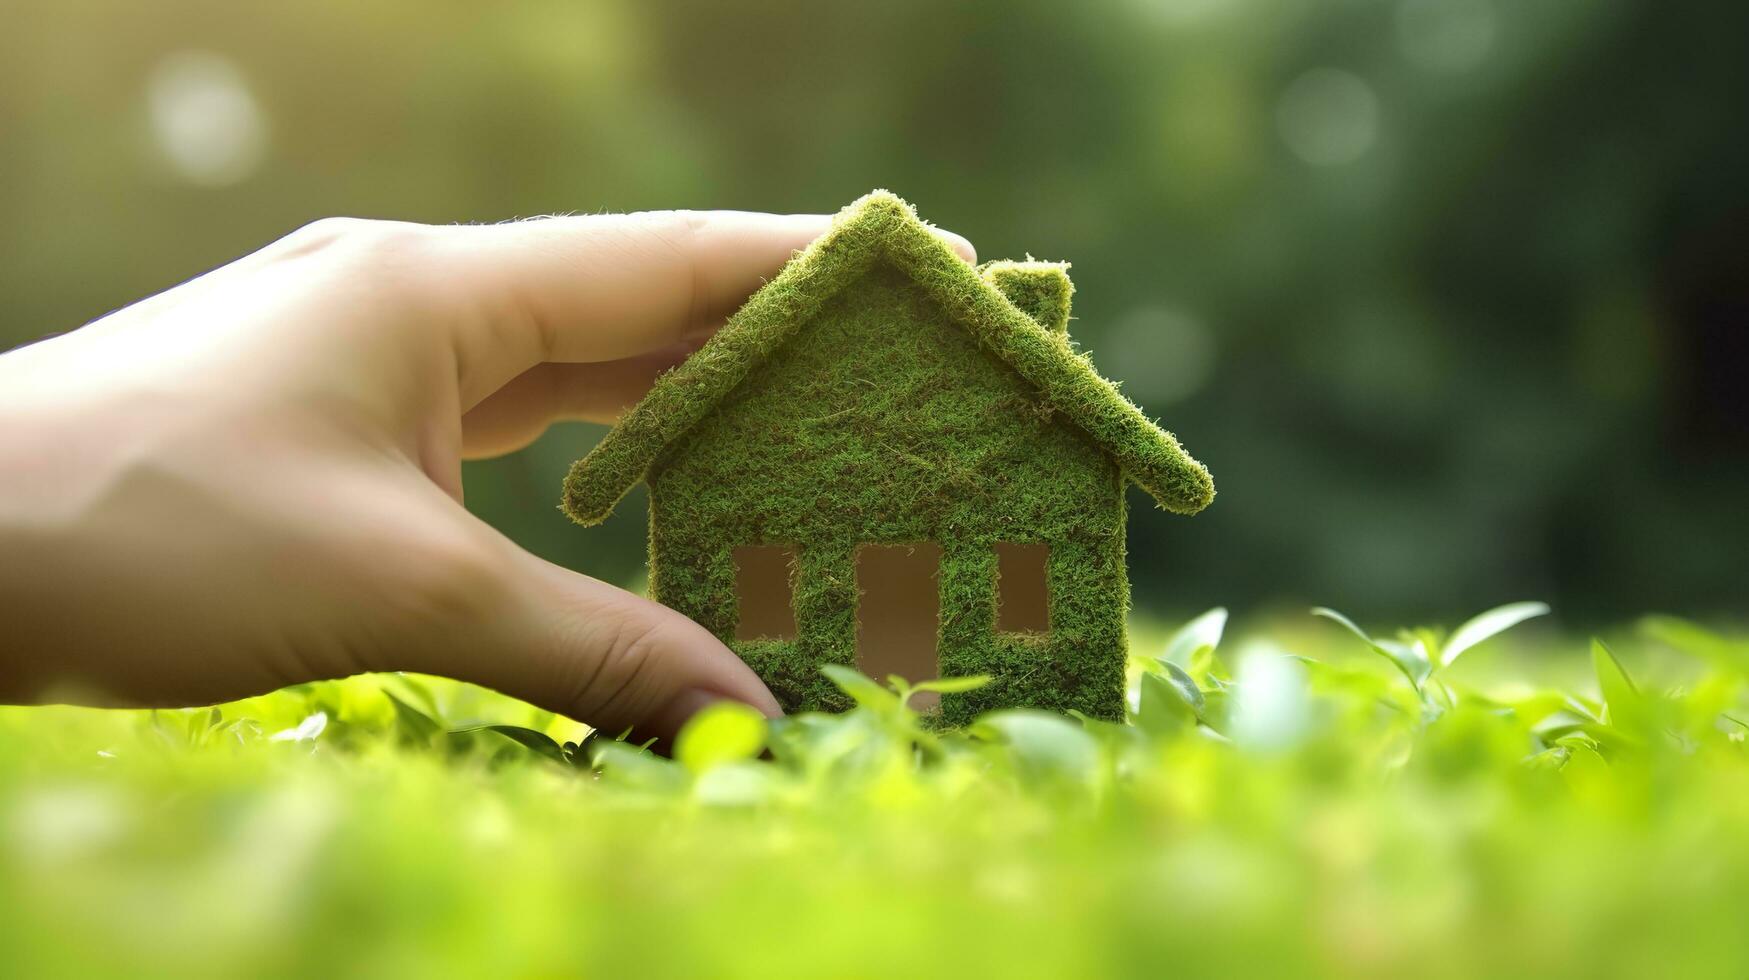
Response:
[562,191,1213,724]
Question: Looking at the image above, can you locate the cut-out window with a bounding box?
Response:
[733,545,798,641]
[855,543,943,707]
[995,542,1050,633]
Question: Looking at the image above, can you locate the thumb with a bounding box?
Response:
[441,547,781,751]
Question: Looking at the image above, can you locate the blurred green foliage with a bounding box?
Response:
[3,608,1747,977]
[3,0,1746,620]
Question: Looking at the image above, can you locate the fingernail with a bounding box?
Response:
[932,228,977,264]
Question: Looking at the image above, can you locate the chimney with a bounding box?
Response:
[982,260,1073,334]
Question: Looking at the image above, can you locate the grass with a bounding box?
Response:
[2,605,1747,979]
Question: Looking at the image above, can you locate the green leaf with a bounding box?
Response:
[1161,661,1205,714]
[1499,690,1572,728]
[693,763,783,806]
[1536,720,1641,753]
[1162,607,1228,667]
[1198,688,1232,734]
[1314,608,1430,689]
[821,664,899,710]
[1068,708,1136,740]
[590,740,688,792]
[453,725,571,766]
[912,674,993,694]
[973,710,1099,782]
[382,690,441,744]
[1187,642,1229,686]
[1311,606,1373,644]
[1641,616,1749,677]
[674,701,769,774]
[1135,668,1202,736]
[1441,602,1551,667]
[1378,638,1434,688]
[1592,638,1649,734]
[383,673,443,721]
[269,711,328,744]
[1561,742,1613,797]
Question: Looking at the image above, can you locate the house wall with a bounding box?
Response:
[645,261,1130,724]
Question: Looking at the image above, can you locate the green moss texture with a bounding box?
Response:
[980,260,1073,334]
[563,191,1213,724]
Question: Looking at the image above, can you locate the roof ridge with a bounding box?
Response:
[561,191,1212,526]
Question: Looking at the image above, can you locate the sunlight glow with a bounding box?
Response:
[146,50,269,187]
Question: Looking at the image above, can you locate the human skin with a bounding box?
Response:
[0,211,975,746]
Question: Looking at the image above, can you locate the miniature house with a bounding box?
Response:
[563,191,1212,723]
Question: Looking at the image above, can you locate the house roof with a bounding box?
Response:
[562,190,1215,526]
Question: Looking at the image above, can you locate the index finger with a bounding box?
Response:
[421,210,977,409]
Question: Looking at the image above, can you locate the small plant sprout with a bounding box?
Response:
[269,711,327,743]
[1312,601,1551,716]
[1128,607,1231,736]
[890,674,994,711]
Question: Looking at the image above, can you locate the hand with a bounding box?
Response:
[0,210,976,745]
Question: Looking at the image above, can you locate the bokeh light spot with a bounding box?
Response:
[1277,68,1380,166]
[146,50,269,187]
[1396,0,1497,73]
[1104,306,1218,405]
[1232,646,1309,751]
[8,786,126,866]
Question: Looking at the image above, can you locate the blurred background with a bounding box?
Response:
[4,0,1745,625]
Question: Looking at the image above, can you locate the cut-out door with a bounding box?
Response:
[855,543,942,707]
